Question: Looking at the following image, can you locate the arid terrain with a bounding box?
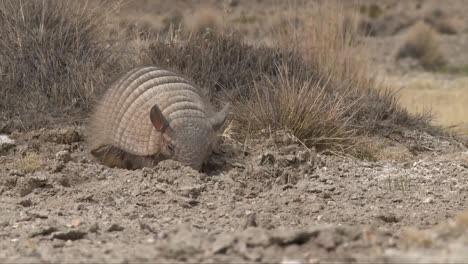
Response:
[1,0,468,263]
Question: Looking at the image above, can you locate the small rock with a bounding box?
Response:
[28,210,49,219]
[18,199,32,207]
[88,223,99,233]
[143,237,155,244]
[53,230,87,241]
[31,226,58,237]
[376,213,400,223]
[281,258,302,264]
[0,221,9,228]
[309,203,323,213]
[211,233,235,254]
[285,154,296,163]
[0,134,15,154]
[50,162,65,173]
[227,0,239,7]
[107,223,124,232]
[178,184,205,198]
[52,239,65,248]
[297,150,312,162]
[66,219,81,228]
[55,150,71,163]
[243,212,258,229]
[42,128,83,144]
[139,222,157,234]
[423,197,434,204]
[9,170,24,177]
[316,231,340,250]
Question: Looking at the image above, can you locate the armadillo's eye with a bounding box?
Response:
[166,143,175,155]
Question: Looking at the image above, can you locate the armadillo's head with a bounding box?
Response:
[150,103,230,171]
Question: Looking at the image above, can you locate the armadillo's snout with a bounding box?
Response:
[170,120,214,171]
[174,144,210,171]
[173,153,204,171]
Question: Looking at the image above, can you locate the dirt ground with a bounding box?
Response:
[1,125,468,263]
[2,0,468,263]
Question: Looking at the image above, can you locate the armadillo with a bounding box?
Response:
[87,66,230,171]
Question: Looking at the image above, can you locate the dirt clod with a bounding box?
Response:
[107,224,125,232]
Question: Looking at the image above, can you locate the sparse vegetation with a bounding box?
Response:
[397,21,447,70]
[424,9,460,35]
[143,2,436,152]
[2,1,468,262]
[235,64,357,148]
[0,0,440,153]
[387,76,468,133]
[0,0,125,130]
[16,152,44,174]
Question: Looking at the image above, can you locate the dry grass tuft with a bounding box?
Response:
[16,152,44,174]
[397,21,447,70]
[0,0,441,154]
[424,9,461,35]
[387,76,468,133]
[235,63,357,149]
[144,1,434,151]
[0,0,125,130]
[146,31,312,102]
[268,1,432,140]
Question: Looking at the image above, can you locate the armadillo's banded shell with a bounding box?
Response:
[90,66,213,156]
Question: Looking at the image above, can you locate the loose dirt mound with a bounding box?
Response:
[1,127,467,262]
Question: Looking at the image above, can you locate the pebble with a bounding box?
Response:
[0,134,15,153]
[423,197,434,204]
[0,221,9,228]
[55,150,71,163]
[107,223,125,232]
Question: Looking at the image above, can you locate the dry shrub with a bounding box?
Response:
[0,0,124,130]
[269,1,428,138]
[424,9,460,35]
[426,17,460,35]
[0,0,438,153]
[397,21,446,70]
[145,30,354,148]
[144,1,432,151]
[146,31,314,102]
[236,64,357,148]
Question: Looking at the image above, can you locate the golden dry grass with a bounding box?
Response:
[16,152,44,174]
[386,75,468,133]
[0,0,440,155]
[235,63,357,148]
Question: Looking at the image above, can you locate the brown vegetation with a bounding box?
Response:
[0,0,437,154]
[0,0,126,130]
[397,21,447,70]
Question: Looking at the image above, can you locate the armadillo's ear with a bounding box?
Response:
[150,104,169,132]
[209,103,230,131]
